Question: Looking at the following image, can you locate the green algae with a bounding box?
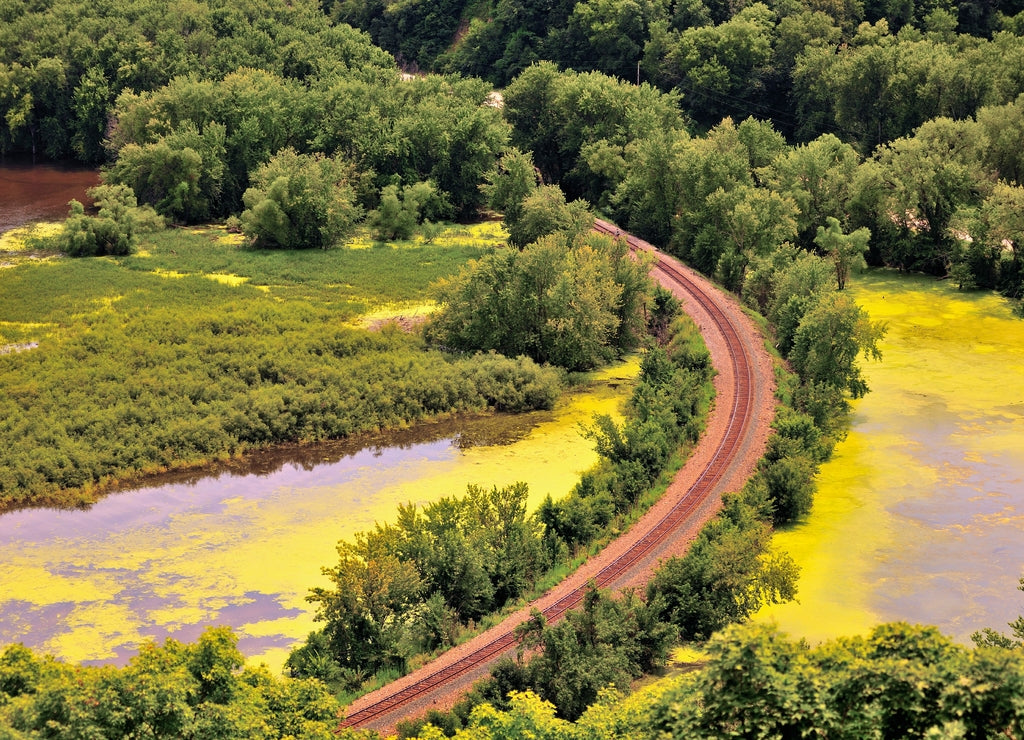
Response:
[757,270,1024,643]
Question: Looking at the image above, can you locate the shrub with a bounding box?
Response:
[240,149,363,249]
[58,184,140,257]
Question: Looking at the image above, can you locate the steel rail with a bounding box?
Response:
[341,224,760,731]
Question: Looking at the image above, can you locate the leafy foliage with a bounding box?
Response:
[646,493,799,640]
[0,627,349,739]
[428,229,648,371]
[240,149,363,249]
[57,184,157,257]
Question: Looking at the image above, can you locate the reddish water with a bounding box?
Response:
[0,161,100,234]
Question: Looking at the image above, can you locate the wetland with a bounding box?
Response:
[757,269,1024,644]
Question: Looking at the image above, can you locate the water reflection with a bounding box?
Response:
[0,161,99,234]
[0,371,630,670]
[756,271,1024,645]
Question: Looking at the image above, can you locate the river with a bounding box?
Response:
[757,270,1024,644]
[0,363,636,672]
[0,161,99,235]
[4,164,1022,665]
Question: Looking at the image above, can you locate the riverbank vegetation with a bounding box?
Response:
[285,305,719,693]
[0,223,573,511]
[3,0,1022,732]
[395,618,1024,740]
[391,270,874,733]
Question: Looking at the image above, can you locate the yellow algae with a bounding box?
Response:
[0,358,637,672]
[757,270,1024,644]
[0,564,118,604]
[206,273,250,287]
[0,222,63,251]
[47,603,146,663]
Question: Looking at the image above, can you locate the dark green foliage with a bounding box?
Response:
[0,628,344,739]
[240,149,363,249]
[502,63,685,202]
[436,0,578,86]
[482,147,541,230]
[106,121,228,223]
[646,495,799,640]
[328,0,474,71]
[0,0,395,164]
[507,185,594,249]
[313,74,510,219]
[428,229,649,371]
[108,70,319,217]
[514,586,676,720]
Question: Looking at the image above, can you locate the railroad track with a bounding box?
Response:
[341,221,768,733]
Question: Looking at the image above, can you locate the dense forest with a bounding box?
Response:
[2,0,1023,296]
[3,0,1024,733]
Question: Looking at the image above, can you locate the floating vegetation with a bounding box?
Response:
[757,269,1024,644]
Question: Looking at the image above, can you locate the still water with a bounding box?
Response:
[0,364,636,671]
[0,161,99,234]
[758,270,1024,644]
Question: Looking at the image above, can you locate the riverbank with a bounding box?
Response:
[756,269,1024,644]
[0,358,638,672]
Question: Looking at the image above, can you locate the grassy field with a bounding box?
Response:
[0,222,569,511]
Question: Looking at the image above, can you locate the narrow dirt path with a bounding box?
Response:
[341,224,777,735]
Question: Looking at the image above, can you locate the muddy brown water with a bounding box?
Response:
[0,160,100,234]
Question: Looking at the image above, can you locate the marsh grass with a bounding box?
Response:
[0,223,532,510]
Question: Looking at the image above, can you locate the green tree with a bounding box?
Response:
[502,62,685,199]
[509,185,594,248]
[520,587,675,720]
[429,230,649,371]
[656,4,776,126]
[307,541,423,672]
[482,147,541,230]
[789,290,885,399]
[764,134,862,250]
[814,216,871,289]
[646,497,799,640]
[240,148,362,249]
[368,181,440,241]
[107,121,227,223]
[550,0,670,81]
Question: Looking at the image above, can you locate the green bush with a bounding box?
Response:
[240,149,363,249]
[58,184,142,257]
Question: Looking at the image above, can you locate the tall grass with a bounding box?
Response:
[0,225,565,511]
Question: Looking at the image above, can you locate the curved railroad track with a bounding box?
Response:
[340,222,775,734]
